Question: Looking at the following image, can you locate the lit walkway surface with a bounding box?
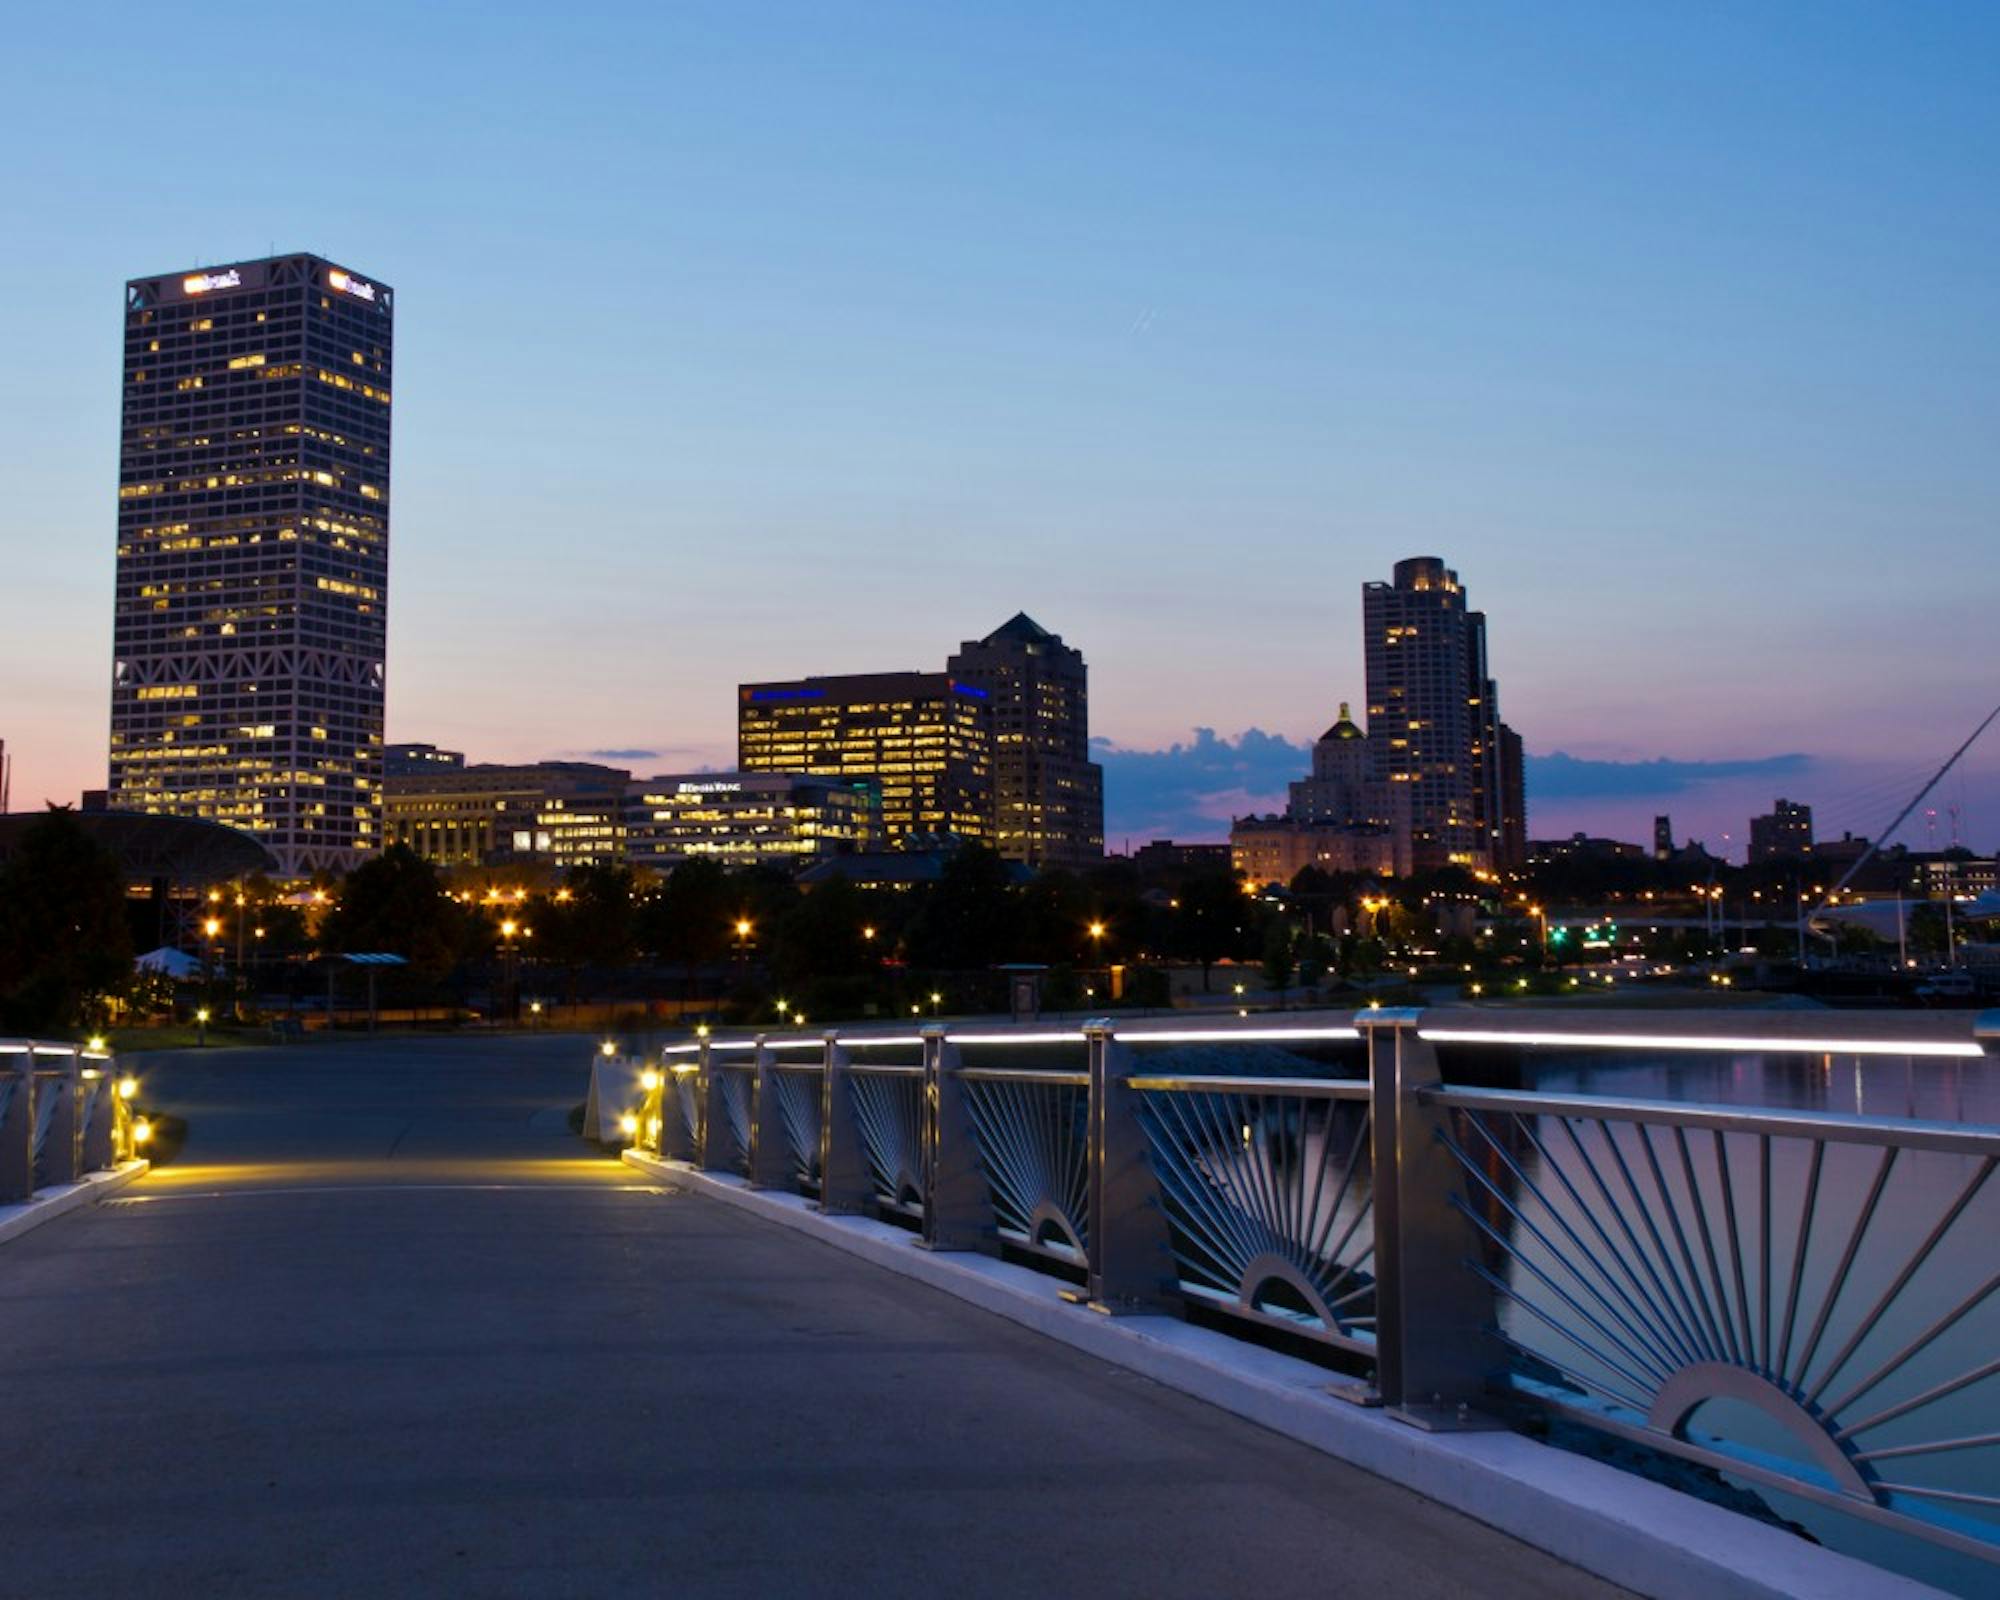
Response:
[0,1036,1624,1598]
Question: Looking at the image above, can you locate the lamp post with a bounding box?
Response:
[500,919,521,1023]
[195,1006,210,1047]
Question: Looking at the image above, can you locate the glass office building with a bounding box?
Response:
[737,673,992,846]
[110,254,392,875]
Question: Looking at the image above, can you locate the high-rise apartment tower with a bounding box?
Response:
[1362,557,1523,873]
[109,254,393,875]
[946,614,1103,868]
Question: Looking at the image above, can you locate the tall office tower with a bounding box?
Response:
[1362,557,1515,872]
[737,672,991,846]
[109,254,392,876]
[946,614,1103,868]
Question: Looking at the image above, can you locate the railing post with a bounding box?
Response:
[920,1027,986,1251]
[818,1039,870,1214]
[699,1038,735,1171]
[1081,1022,1174,1312]
[1365,1007,1495,1428]
[40,1049,82,1187]
[748,1044,789,1189]
[0,1049,31,1202]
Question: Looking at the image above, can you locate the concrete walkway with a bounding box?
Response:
[0,1035,1626,1598]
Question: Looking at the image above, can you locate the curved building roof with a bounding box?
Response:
[0,810,280,884]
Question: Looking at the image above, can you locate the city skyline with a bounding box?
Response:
[4,4,1997,856]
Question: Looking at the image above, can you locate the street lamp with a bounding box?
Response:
[930,990,942,1017]
[195,1006,210,1047]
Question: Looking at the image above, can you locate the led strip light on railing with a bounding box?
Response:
[1113,1026,1361,1045]
[1419,1026,1984,1060]
[945,1031,1087,1046]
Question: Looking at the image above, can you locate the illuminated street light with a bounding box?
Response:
[862,925,877,942]
[117,1076,139,1100]
[601,1040,618,1058]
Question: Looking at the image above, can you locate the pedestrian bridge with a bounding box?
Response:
[4,1012,1995,1597]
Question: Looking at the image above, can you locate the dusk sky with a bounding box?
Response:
[5,2,1997,857]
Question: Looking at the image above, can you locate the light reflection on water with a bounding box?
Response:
[1522,1048,1999,1127]
[1504,1049,2000,1595]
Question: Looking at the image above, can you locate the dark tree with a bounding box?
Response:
[0,808,133,1032]
[318,844,467,980]
[639,858,736,965]
[903,846,1018,971]
[1170,867,1249,990]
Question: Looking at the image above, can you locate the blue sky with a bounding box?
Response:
[3,2,1996,852]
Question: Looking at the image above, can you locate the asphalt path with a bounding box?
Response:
[0,1034,1627,1598]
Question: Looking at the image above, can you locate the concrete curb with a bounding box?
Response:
[624,1149,1946,1600]
[0,1161,150,1246]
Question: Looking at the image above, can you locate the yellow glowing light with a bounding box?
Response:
[87,1035,107,1052]
[118,1076,139,1100]
[600,1040,618,1058]
[862,925,876,940]
[501,919,519,938]
[640,1068,661,1091]
[530,1001,543,1014]
[196,1007,211,1023]
[618,1113,640,1138]
[204,918,222,937]
[735,919,752,938]
[1088,921,1106,940]
[696,1024,710,1038]
[930,992,942,1005]
[133,1118,154,1144]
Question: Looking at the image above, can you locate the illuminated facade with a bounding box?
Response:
[624,772,881,869]
[384,762,630,868]
[1231,816,1405,886]
[109,254,392,876]
[737,673,992,845]
[1361,557,1523,873]
[946,614,1103,868]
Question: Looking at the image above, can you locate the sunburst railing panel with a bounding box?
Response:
[771,1062,823,1194]
[1432,1086,2000,1565]
[960,1065,1090,1266]
[1126,1041,1374,1354]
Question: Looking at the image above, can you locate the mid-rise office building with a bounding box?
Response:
[625,771,880,870]
[1362,557,1523,873]
[109,253,393,876]
[385,742,465,779]
[946,614,1103,868]
[737,672,992,845]
[383,761,630,868]
[1749,798,1815,863]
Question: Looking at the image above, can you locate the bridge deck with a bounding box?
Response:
[0,1036,1624,1598]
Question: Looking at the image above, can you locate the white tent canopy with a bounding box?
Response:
[134,946,203,979]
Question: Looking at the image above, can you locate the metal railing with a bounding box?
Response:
[606,1006,2000,1567]
[0,1041,141,1203]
